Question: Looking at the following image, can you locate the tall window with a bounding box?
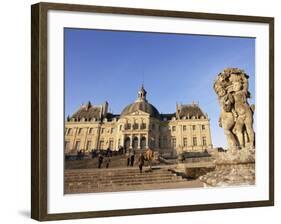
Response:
[202,136,207,146]
[78,128,82,135]
[119,125,122,131]
[75,141,80,151]
[110,128,114,134]
[141,123,146,129]
[89,128,93,134]
[172,138,176,148]
[86,140,92,150]
[126,123,131,130]
[109,140,114,149]
[172,126,176,132]
[183,125,186,131]
[183,138,187,147]
[65,141,70,152]
[192,137,197,146]
[192,125,196,131]
[99,140,104,149]
[133,123,139,130]
[202,125,205,130]
[101,128,104,134]
[67,128,72,135]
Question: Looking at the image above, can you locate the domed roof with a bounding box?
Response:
[121,101,160,118]
[121,85,160,118]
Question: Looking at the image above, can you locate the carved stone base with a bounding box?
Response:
[199,148,255,187]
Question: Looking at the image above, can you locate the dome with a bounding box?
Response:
[121,101,160,118]
[120,85,160,118]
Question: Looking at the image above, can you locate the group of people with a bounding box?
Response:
[137,148,154,173]
[95,147,154,173]
[97,148,112,169]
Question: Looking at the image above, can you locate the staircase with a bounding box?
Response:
[64,166,202,194]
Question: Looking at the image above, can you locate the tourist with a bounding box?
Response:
[145,147,154,171]
[105,148,112,168]
[98,151,103,168]
[126,148,131,167]
[130,148,135,166]
[138,152,145,173]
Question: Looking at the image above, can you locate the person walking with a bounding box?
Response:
[130,148,135,166]
[138,153,145,173]
[98,151,103,169]
[126,148,131,167]
[145,147,154,171]
[105,148,111,168]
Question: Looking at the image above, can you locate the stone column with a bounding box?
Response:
[138,134,141,149]
[130,134,133,148]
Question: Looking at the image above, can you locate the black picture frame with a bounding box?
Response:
[31,2,274,221]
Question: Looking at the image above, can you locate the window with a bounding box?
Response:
[172,126,176,132]
[133,123,139,130]
[101,128,105,134]
[67,128,72,135]
[183,138,187,147]
[125,123,131,130]
[99,140,104,149]
[86,140,92,150]
[110,128,114,134]
[75,141,80,151]
[64,141,70,152]
[109,140,114,149]
[141,123,146,129]
[119,125,122,131]
[192,125,196,131]
[78,128,82,135]
[202,137,207,146]
[202,125,205,130]
[183,125,186,131]
[171,138,176,148]
[89,128,93,134]
[193,137,197,146]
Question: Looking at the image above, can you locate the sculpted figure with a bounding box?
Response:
[214,83,238,149]
[214,68,255,150]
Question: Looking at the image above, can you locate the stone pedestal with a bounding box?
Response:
[199,148,255,187]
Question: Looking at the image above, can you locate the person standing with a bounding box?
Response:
[126,148,131,167]
[138,153,145,173]
[145,147,154,171]
[98,151,103,169]
[130,148,135,166]
[105,148,111,168]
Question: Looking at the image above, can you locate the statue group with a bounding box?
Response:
[214,68,255,150]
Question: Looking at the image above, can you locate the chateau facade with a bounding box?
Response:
[64,86,213,154]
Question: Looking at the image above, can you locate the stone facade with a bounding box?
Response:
[64,86,213,154]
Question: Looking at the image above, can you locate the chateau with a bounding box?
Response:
[64,86,213,154]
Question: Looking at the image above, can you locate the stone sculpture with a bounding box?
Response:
[214,68,255,150]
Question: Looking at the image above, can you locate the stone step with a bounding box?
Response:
[65,175,182,184]
[66,179,184,187]
[65,174,175,180]
[65,170,173,177]
[66,168,169,175]
[66,178,186,189]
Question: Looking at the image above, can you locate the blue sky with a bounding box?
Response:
[64,28,255,148]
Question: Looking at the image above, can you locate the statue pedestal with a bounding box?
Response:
[199,148,255,187]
